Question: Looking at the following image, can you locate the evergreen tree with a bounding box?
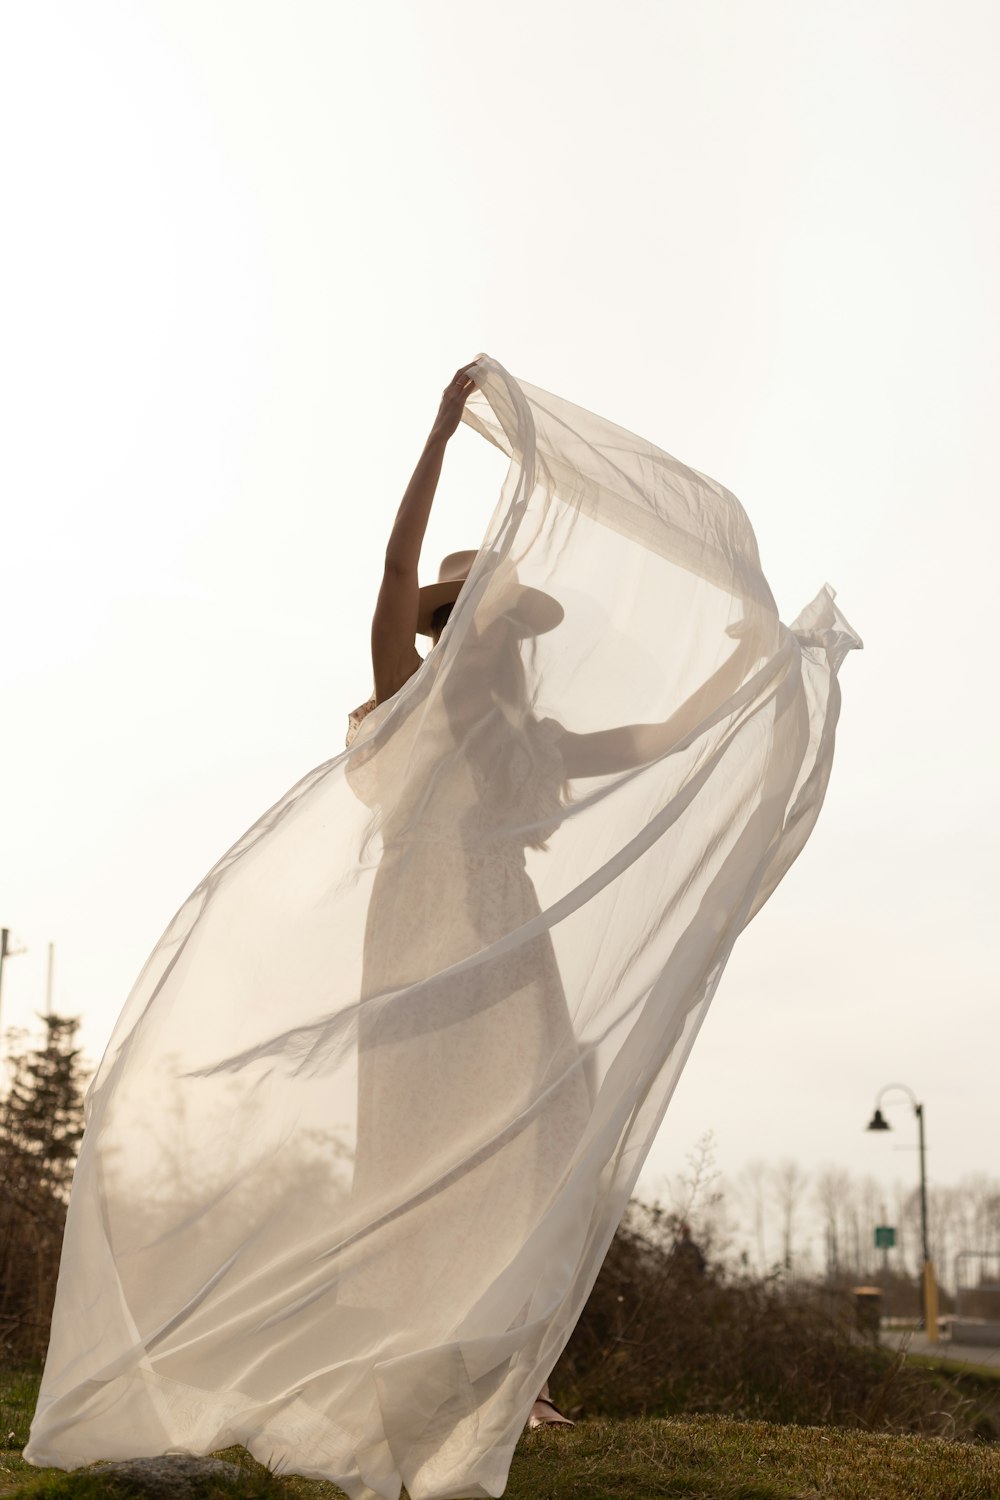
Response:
[0,1015,86,1201]
[0,1014,88,1359]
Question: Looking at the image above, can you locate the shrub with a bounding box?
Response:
[555,1200,996,1441]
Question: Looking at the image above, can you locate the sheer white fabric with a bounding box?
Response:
[26,355,861,1499]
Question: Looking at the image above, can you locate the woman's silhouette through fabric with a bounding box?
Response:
[25,356,861,1500]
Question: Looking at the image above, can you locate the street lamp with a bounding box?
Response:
[866,1083,938,1343]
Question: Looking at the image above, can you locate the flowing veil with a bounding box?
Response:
[25,355,861,1500]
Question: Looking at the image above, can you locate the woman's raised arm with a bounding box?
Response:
[371,362,478,705]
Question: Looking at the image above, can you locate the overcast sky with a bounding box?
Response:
[2,1,997,1211]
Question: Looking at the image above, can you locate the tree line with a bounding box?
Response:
[1,1027,998,1366]
[653,1131,1000,1302]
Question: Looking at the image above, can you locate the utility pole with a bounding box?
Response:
[46,942,55,1016]
[0,927,28,1034]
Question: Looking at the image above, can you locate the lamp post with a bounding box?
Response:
[866,1083,938,1343]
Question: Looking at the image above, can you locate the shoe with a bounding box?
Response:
[527,1396,575,1429]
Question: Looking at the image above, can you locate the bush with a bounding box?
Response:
[555,1201,997,1441]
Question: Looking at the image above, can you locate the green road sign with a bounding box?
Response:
[874,1226,896,1249]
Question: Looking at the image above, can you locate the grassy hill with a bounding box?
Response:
[3,1369,999,1500]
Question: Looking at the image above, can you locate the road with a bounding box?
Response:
[882,1328,1000,1371]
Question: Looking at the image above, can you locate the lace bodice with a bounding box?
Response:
[346,693,377,749]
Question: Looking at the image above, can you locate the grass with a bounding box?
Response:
[3,1368,1000,1500]
[906,1350,1000,1382]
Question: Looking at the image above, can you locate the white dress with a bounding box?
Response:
[342,690,596,1335]
[25,354,861,1500]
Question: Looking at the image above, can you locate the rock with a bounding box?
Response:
[90,1453,245,1497]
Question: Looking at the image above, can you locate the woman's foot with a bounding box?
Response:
[527,1381,575,1429]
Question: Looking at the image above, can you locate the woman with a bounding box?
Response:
[346,362,580,1430]
[26,353,858,1500]
[342,361,766,1433]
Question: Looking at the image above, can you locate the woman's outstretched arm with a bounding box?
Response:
[371,361,478,704]
[554,617,773,778]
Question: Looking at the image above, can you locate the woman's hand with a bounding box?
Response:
[431,361,480,442]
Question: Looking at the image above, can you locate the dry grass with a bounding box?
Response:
[3,1369,1000,1500]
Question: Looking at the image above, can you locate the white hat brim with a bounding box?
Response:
[416,579,563,638]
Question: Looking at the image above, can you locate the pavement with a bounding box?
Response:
[882,1327,1000,1371]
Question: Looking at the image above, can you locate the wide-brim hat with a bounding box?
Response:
[416,549,564,638]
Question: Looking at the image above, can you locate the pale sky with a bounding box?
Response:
[2,1,997,1212]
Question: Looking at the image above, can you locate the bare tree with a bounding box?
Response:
[663,1129,727,1258]
[814,1165,851,1280]
[739,1158,770,1274]
[771,1158,808,1275]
